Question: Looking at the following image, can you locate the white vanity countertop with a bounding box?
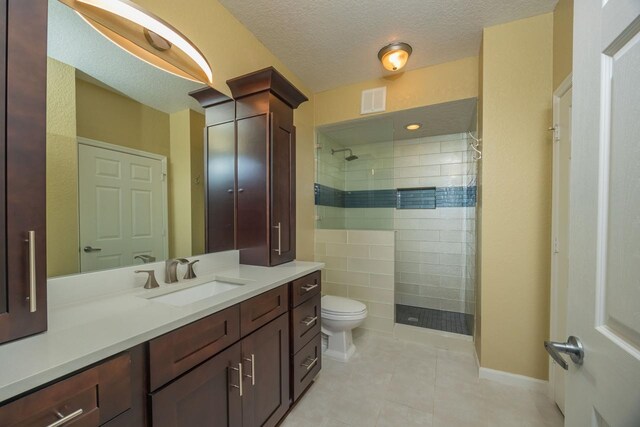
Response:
[0,259,324,403]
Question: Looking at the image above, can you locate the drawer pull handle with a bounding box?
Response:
[272,222,282,255]
[301,316,318,327]
[301,283,318,292]
[229,362,243,396]
[47,409,83,427]
[243,354,256,386]
[301,356,318,371]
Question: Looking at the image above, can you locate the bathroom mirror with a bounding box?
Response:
[46,0,208,277]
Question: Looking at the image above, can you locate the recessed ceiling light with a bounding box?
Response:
[405,123,422,131]
[378,42,412,71]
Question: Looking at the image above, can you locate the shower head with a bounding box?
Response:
[331,147,358,161]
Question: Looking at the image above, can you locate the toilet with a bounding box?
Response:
[321,295,368,362]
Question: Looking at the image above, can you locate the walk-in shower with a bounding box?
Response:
[315,99,479,336]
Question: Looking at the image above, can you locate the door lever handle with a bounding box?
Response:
[544,336,584,370]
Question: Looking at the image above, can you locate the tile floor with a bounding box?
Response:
[396,304,474,336]
[282,330,564,427]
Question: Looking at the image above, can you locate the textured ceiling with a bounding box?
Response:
[218,0,557,92]
[48,0,202,114]
[318,98,477,147]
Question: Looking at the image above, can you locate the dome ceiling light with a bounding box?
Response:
[59,0,213,85]
[378,42,412,72]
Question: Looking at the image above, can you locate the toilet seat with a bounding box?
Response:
[321,295,367,316]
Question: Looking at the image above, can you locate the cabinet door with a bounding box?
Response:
[206,122,236,252]
[151,342,243,427]
[241,313,289,427]
[0,0,48,344]
[237,114,269,266]
[270,114,296,266]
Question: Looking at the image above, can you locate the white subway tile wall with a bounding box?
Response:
[315,229,395,333]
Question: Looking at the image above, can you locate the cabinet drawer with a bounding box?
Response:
[291,333,321,402]
[149,305,240,391]
[240,285,288,337]
[290,293,321,354]
[290,271,321,308]
[0,352,131,426]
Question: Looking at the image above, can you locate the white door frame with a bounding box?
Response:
[548,73,572,401]
[77,137,169,262]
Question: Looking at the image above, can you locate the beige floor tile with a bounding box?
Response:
[376,401,433,427]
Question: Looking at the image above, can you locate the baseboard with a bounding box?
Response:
[478,367,548,394]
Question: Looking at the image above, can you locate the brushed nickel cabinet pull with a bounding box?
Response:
[301,356,318,371]
[301,316,318,327]
[26,230,36,313]
[229,362,243,396]
[301,283,318,292]
[243,354,256,386]
[272,222,282,255]
[47,409,84,427]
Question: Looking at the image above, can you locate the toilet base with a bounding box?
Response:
[321,329,357,362]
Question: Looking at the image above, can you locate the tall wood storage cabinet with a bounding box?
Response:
[0,0,48,345]
[192,67,307,267]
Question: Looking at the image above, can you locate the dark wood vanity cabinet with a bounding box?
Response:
[191,68,307,267]
[0,0,48,345]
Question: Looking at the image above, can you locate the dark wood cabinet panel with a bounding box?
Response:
[206,122,237,252]
[290,294,321,355]
[240,286,288,337]
[236,114,269,266]
[151,342,243,427]
[290,271,321,308]
[241,313,289,427]
[148,305,240,391]
[0,0,48,344]
[0,352,132,426]
[291,333,321,402]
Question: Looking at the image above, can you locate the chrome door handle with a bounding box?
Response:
[272,222,282,255]
[83,246,102,253]
[47,409,84,427]
[544,336,584,370]
[229,362,243,396]
[26,231,36,313]
[243,354,256,386]
[301,316,318,326]
[301,283,318,292]
[301,356,318,371]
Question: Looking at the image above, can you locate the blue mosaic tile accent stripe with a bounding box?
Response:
[436,186,477,207]
[315,184,477,208]
[397,188,436,209]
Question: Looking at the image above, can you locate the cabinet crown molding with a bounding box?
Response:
[189,86,232,108]
[227,66,308,109]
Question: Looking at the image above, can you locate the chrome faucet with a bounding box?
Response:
[165,258,189,284]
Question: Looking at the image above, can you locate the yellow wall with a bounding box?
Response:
[479,13,553,380]
[132,0,316,261]
[314,56,478,127]
[46,58,79,277]
[474,41,484,361]
[190,111,206,256]
[553,0,573,90]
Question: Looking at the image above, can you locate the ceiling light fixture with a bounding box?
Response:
[405,123,422,131]
[59,0,213,85]
[378,42,412,72]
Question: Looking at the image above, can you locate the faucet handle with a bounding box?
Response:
[136,270,160,289]
[184,260,199,280]
[176,258,189,264]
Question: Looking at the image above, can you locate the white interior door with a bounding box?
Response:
[550,83,572,415]
[79,142,167,272]
[564,1,640,425]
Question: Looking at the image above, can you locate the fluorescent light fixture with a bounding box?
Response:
[405,123,422,131]
[59,0,213,84]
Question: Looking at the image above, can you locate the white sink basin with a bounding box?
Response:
[150,281,242,307]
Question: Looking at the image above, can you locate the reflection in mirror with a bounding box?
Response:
[46,0,206,277]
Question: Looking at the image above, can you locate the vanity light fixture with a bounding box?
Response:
[378,42,412,71]
[405,123,422,131]
[58,0,213,85]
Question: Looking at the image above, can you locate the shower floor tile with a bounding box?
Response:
[395,304,473,336]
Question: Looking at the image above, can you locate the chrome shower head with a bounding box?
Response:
[331,147,358,161]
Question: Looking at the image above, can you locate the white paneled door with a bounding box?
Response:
[564,0,640,425]
[78,141,167,272]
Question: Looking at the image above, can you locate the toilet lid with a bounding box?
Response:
[322,295,367,315]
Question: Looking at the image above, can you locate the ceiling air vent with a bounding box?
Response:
[360,86,386,115]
